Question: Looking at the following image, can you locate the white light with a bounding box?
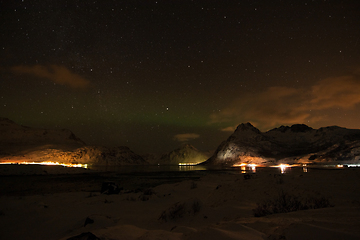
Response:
[271,164,291,174]
[347,164,360,167]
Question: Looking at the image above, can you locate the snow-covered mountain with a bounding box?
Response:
[35,146,147,166]
[0,118,146,165]
[159,144,209,165]
[204,123,360,166]
[143,144,209,165]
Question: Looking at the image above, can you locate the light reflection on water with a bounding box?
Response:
[238,165,257,174]
[4,161,357,174]
[89,164,209,173]
[2,161,358,175]
[88,164,313,174]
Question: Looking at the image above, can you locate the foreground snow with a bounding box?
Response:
[0,165,360,240]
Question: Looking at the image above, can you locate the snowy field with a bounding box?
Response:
[1,165,360,240]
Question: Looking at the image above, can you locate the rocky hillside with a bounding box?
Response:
[0,118,146,165]
[204,123,360,166]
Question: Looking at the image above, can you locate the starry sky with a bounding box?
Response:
[1,0,360,154]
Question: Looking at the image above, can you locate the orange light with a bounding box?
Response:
[0,161,88,168]
[233,163,257,173]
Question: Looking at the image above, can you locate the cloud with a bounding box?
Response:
[11,64,90,88]
[210,86,310,129]
[173,133,200,142]
[220,126,237,132]
[210,71,360,130]
[310,75,360,109]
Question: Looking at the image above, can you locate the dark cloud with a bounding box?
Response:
[11,65,90,89]
[211,71,360,130]
[173,133,200,142]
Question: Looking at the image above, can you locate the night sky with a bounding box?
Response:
[1,0,360,154]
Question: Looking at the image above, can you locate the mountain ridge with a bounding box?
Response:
[2,117,360,167]
[204,123,360,166]
[0,117,147,165]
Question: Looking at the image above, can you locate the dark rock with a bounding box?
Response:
[101,181,122,194]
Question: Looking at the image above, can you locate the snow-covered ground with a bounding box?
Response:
[1,165,360,240]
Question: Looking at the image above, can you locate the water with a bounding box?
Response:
[86,164,338,175]
[89,164,210,173]
[2,161,359,175]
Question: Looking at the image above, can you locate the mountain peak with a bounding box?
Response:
[180,143,198,150]
[158,144,208,165]
[289,124,313,132]
[235,122,261,134]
